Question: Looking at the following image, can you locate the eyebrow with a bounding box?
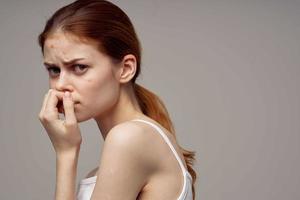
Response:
[43,58,85,68]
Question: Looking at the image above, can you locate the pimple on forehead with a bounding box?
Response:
[46,40,59,49]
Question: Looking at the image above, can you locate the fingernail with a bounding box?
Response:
[64,91,70,98]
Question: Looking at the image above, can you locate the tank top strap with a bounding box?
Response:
[131,119,187,174]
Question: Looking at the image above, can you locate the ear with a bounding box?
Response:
[117,54,137,84]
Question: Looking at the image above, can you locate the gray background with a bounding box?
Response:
[0,0,299,199]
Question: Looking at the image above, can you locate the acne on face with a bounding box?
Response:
[44,31,120,82]
[44,32,118,87]
[45,41,76,63]
[42,32,127,122]
[45,33,102,67]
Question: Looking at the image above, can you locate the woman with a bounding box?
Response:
[37,0,197,199]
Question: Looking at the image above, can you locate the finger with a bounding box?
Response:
[39,89,51,117]
[45,89,64,117]
[63,91,77,124]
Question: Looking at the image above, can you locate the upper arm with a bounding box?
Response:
[90,122,153,200]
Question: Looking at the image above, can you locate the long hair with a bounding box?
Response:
[38,0,197,198]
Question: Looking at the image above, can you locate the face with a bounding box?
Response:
[43,32,121,122]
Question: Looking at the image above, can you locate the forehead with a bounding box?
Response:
[44,32,101,60]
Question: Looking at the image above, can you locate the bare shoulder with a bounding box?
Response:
[106,120,148,144]
[85,120,161,179]
[103,120,159,171]
[91,121,158,199]
[105,119,182,170]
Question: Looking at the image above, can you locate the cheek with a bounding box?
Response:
[83,73,120,115]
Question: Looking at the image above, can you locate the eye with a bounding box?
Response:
[73,64,88,73]
[47,67,60,77]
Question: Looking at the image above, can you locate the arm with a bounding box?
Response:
[91,122,156,200]
[55,149,80,200]
[38,90,82,200]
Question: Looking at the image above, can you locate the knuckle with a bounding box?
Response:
[38,112,45,120]
[38,114,43,120]
[38,116,46,123]
[42,114,52,122]
[65,121,76,127]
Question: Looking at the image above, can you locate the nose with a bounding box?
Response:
[54,71,73,92]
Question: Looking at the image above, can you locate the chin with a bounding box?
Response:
[59,110,93,123]
[73,104,94,123]
[64,104,103,123]
[75,113,94,123]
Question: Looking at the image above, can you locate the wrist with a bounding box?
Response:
[56,148,80,160]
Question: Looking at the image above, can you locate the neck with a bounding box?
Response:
[93,84,145,140]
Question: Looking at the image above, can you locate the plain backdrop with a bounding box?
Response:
[0,0,299,199]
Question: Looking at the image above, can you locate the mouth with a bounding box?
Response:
[57,101,64,114]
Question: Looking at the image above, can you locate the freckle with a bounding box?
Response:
[50,45,54,48]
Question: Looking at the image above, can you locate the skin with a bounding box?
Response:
[41,31,147,139]
[38,31,153,199]
[39,31,187,200]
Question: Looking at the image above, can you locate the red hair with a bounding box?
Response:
[38,0,197,198]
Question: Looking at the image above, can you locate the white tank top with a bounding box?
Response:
[76,119,193,200]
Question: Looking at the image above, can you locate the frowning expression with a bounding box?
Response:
[43,32,121,122]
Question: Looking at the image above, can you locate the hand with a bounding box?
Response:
[38,89,82,154]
